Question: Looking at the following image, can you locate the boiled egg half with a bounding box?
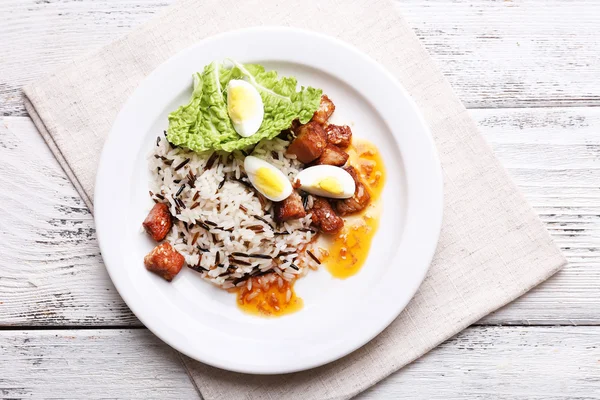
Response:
[295,165,355,199]
[227,80,264,137]
[244,156,293,202]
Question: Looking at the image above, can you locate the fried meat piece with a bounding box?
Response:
[333,166,371,216]
[325,124,352,148]
[286,121,327,163]
[142,203,172,241]
[144,242,185,282]
[312,95,335,125]
[310,197,344,234]
[313,143,349,167]
[274,191,307,222]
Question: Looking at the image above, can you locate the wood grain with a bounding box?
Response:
[357,325,600,399]
[2,0,600,115]
[399,0,600,109]
[0,329,199,399]
[1,106,598,326]
[0,117,137,326]
[1,327,598,399]
[476,107,600,325]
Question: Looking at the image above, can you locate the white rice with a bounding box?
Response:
[148,135,319,289]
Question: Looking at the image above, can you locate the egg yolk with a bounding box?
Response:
[317,177,343,195]
[228,86,258,123]
[254,167,285,198]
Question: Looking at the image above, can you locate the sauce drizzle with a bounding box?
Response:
[322,139,386,279]
[236,275,303,317]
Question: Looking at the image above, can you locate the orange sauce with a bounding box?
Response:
[236,275,303,317]
[322,139,386,279]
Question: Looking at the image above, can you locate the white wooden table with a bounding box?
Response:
[1,1,599,398]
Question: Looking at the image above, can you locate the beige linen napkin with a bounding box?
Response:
[23,0,566,398]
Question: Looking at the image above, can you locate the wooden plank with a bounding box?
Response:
[357,326,600,400]
[2,327,598,399]
[399,0,600,109]
[1,107,599,326]
[0,117,137,326]
[1,0,600,115]
[475,107,600,325]
[0,329,200,399]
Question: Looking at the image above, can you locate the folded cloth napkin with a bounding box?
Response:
[23,0,566,398]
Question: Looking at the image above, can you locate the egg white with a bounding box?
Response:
[295,165,356,199]
[244,156,293,202]
[227,80,264,138]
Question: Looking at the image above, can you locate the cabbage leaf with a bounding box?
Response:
[166,60,322,152]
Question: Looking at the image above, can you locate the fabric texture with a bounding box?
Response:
[23,0,567,399]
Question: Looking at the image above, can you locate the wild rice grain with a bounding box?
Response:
[230,257,251,266]
[188,171,196,188]
[174,158,190,171]
[175,184,185,197]
[306,250,321,265]
[249,253,272,260]
[247,225,265,232]
[204,152,219,171]
[217,177,226,191]
[302,194,309,210]
[254,215,271,226]
[198,221,210,231]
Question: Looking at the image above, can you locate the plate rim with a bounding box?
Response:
[94,26,443,374]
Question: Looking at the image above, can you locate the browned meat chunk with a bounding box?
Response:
[310,197,344,235]
[144,242,185,282]
[274,191,307,222]
[325,124,352,148]
[314,144,349,167]
[142,203,172,241]
[333,166,371,216]
[312,95,335,125]
[286,121,327,163]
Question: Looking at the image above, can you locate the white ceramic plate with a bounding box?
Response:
[95,27,443,374]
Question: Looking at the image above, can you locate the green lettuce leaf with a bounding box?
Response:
[166,60,322,152]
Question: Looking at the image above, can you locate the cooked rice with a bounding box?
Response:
[148,134,319,289]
